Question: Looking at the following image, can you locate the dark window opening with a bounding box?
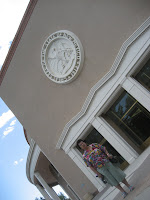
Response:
[133,57,150,91]
[104,90,150,152]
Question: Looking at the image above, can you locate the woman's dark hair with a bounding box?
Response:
[77,139,84,148]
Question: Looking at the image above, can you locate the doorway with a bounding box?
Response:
[76,127,129,170]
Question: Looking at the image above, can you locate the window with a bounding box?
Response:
[133,57,150,91]
[103,90,150,152]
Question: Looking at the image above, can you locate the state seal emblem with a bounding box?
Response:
[41,30,84,84]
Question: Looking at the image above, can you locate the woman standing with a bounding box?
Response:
[77,139,134,199]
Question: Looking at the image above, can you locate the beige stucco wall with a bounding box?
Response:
[1,0,150,198]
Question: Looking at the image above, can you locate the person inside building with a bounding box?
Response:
[77,139,135,199]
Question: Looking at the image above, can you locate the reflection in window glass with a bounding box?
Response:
[111,92,135,119]
[105,91,150,151]
[135,58,150,91]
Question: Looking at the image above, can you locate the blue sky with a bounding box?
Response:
[0,98,69,199]
[0,98,43,200]
[0,1,68,200]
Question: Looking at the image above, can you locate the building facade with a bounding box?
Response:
[0,1,150,199]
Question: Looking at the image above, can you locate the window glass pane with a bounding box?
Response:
[123,105,150,142]
[135,58,150,91]
[105,91,150,151]
[110,91,135,119]
[85,128,104,144]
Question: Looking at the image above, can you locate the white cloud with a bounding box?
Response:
[13,158,24,166]
[0,0,29,67]
[10,120,16,126]
[3,126,14,137]
[14,161,18,165]
[0,42,11,69]
[0,110,15,128]
[19,158,24,162]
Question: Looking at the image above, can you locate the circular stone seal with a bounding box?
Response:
[41,30,84,84]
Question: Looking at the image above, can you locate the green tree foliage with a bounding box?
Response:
[58,192,71,200]
[35,197,45,200]
[35,193,71,200]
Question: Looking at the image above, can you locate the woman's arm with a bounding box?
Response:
[98,144,112,158]
[90,166,102,178]
[105,149,112,158]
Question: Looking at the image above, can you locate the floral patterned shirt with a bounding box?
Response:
[83,143,109,169]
